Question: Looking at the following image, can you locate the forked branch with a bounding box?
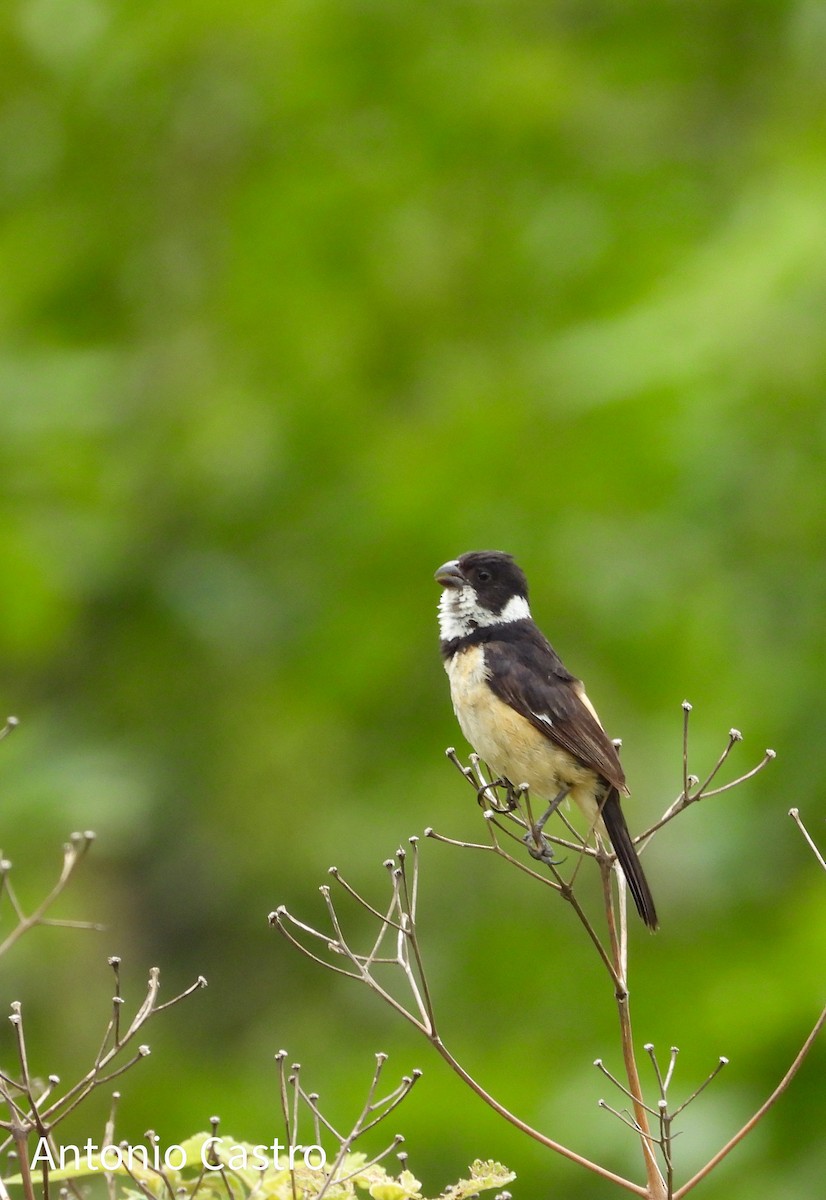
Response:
[272,842,649,1195]
[275,1050,421,1199]
[272,707,820,1199]
[0,960,207,1200]
[0,832,101,958]
[637,704,775,845]
[671,808,826,1198]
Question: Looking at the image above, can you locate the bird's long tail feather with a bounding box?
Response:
[601,789,658,931]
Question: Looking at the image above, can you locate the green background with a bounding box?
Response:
[1,1,824,1196]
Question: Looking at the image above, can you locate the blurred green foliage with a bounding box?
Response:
[1,0,824,1196]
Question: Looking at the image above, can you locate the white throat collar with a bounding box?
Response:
[438,586,531,642]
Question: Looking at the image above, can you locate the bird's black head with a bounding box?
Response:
[435,550,531,642]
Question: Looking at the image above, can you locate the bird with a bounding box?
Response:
[435,550,658,930]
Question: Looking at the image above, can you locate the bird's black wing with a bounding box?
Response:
[483,622,627,792]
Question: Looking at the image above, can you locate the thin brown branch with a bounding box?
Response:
[637,704,777,852]
[316,1134,405,1200]
[274,1050,298,1199]
[699,750,777,798]
[598,1100,640,1135]
[9,1007,34,1104]
[598,863,666,1200]
[269,908,366,980]
[11,1119,37,1200]
[789,808,826,871]
[272,735,817,1200]
[0,716,19,743]
[273,824,650,1194]
[426,824,560,887]
[433,755,625,988]
[693,728,743,796]
[639,746,776,845]
[104,1091,121,1200]
[681,702,691,803]
[395,844,437,1029]
[327,867,406,930]
[296,1086,343,1144]
[359,1069,422,1134]
[0,833,97,958]
[594,1059,659,1119]
[272,1056,418,1200]
[428,1033,647,1196]
[671,1057,728,1119]
[152,974,208,1014]
[271,906,431,1035]
[674,1004,826,1198]
[37,967,205,1126]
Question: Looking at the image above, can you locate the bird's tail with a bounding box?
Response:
[601,789,658,931]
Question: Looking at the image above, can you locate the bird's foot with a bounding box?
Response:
[476,777,518,812]
[524,830,558,865]
[522,786,571,864]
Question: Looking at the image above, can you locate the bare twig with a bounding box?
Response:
[681,703,691,803]
[272,840,648,1196]
[639,709,776,846]
[426,1031,646,1194]
[0,716,19,743]
[0,833,100,958]
[596,862,665,1200]
[271,850,437,1036]
[0,968,207,1164]
[272,720,818,1200]
[674,1004,826,1198]
[789,808,826,871]
[438,751,623,988]
[271,1052,423,1200]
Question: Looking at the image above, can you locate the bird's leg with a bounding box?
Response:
[476,776,518,812]
[534,786,571,833]
[502,778,523,811]
[523,786,571,863]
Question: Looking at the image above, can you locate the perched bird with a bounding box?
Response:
[435,550,658,930]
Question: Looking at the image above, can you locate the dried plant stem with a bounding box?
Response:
[789,808,826,871]
[12,1119,37,1200]
[0,716,18,744]
[441,752,625,989]
[638,719,775,848]
[427,1033,648,1196]
[273,710,819,1200]
[599,862,666,1200]
[273,845,648,1194]
[0,962,207,1190]
[674,1002,826,1198]
[274,1051,421,1200]
[0,833,99,958]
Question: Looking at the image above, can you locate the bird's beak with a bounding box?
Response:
[435,559,465,588]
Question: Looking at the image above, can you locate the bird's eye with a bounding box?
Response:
[477,569,491,582]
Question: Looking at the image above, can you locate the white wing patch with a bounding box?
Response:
[530,709,554,729]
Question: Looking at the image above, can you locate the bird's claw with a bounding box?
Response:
[524,830,558,864]
[475,777,517,812]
